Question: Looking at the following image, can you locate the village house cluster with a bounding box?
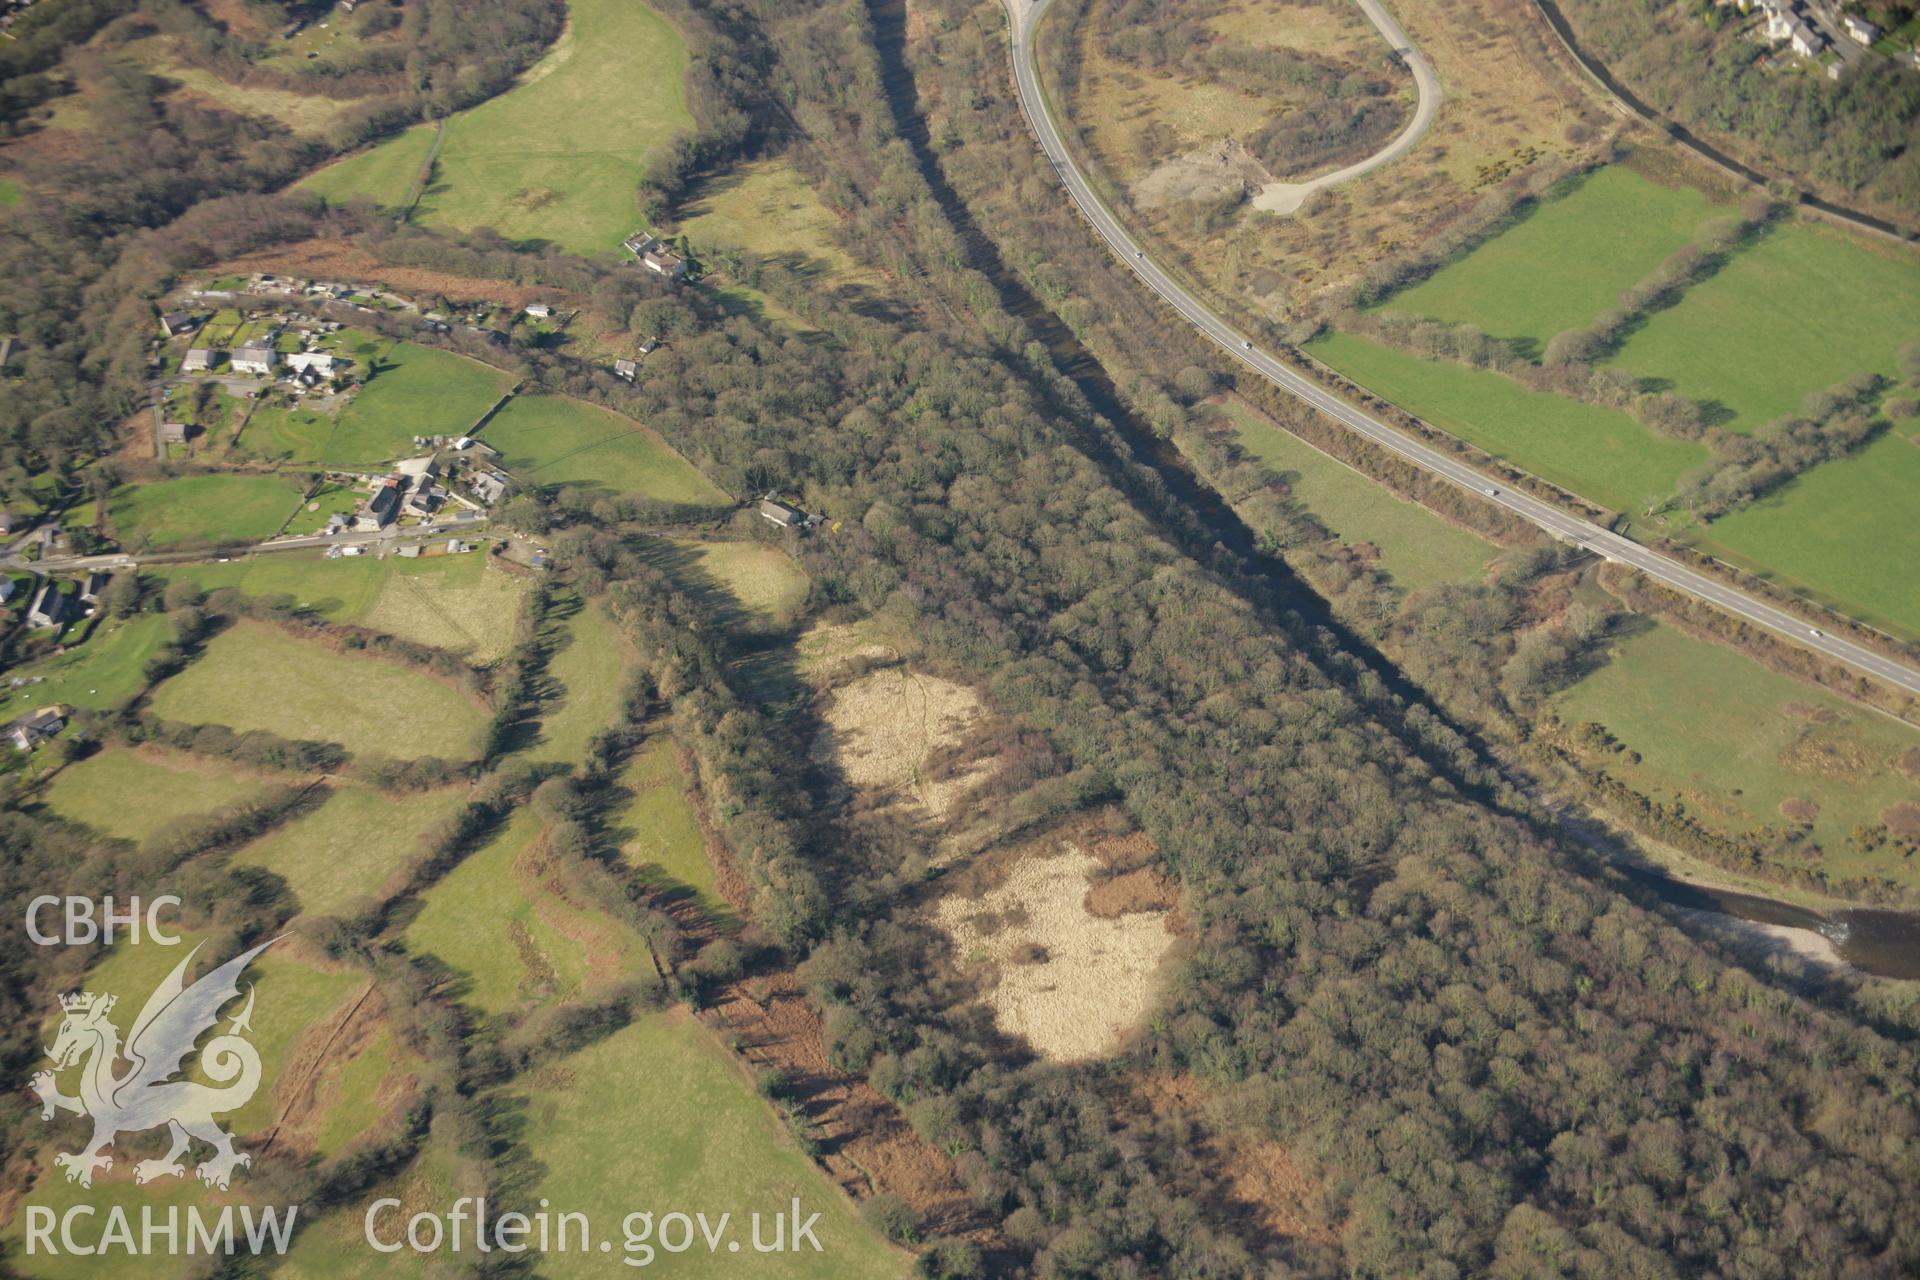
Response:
[1723,0,1918,76]
[623,233,689,280]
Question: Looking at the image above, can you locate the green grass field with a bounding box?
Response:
[235,783,473,919]
[236,402,336,462]
[357,552,530,663]
[327,342,514,465]
[668,538,811,630]
[614,729,728,920]
[148,621,488,759]
[300,123,437,212]
[406,809,593,1016]
[40,747,267,843]
[528,601,630,765]
[1307,330,1709,514]
[6,939,361,1280]
[152,552,527,657]
[1555,622,1920,885]
[479,394,727,505]
[1218,400,1495,590]
[275,1134,483,1280]
[300,0,693,257]
[1694,429,1920,639]
[677,159,879,291]
[0,178,22,208]
[110,474,305,550]
[1386,167,1722,344]
[1604,222,1920,431]
[513,1015,904,1279]
[0,613,172,711]
[41,744,268,844]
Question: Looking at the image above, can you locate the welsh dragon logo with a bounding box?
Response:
[30,938,278,1191]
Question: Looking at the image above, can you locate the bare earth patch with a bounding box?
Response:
[1896,746,1920,782]
[932,843,1173,1062]
[215,238,550,308]
[1132,138,1273,210]
[1881,802,1920,840]
[815,666,986,818]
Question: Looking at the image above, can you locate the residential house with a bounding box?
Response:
[356,480,402,531]
[1841,13,1880,43]
[0,336,21,371]
[78,572,107,605]
[1761,0,1796,40]
[159,311,198,338]
[613,358,639,383]
[0,579,15,604]
[469,467,513,506]
[637,336,660,355]
[0,510,15,535]
[284,351,338,377]
[524,303,556,319]
[404,483,445,520]
[758,498,809,529]
[324,512,349,536]
[231,346,277,377]
[1789,20,1824,56]
[6,705,69,752]
[623,233,688,280]
[181,348,213,373]
[25,581,69,629]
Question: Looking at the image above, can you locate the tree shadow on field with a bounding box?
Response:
[493,591,584,758]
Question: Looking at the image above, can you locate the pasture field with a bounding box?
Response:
[677,159,878,291]
[406,810,594,1016]
[40,747,267,844]
[1553,622,1920,884]
[154,552,527,656]
[479,394,727,505]
[327,342,514,464]
[667,537,811,630]
[1385,166,1721,345]
[357,552,530,663]
[301,0,693,257]
[151,555,387,619]
[527,600,630,766]
[7,940,362,1280]
[0,612,172,710]
[276,1134,481,1280]
[221,951,367,1136]
[300,124,437,210]
[1217,398,1494,590]
[310,1025,406,1157]
[613,729,727,920]
[148,621,488,760]
[235,402,336,463]
[1603,221,1920,431]
[512,1015,904,1280]
[235,783,472,919]
[110,474,304,549]
[285,482,358,534]
[1305,330,1709,514]
[1693,429,1920,639]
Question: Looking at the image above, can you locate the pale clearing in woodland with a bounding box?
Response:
[816,666,985,818]
[932,845,1173,1062]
